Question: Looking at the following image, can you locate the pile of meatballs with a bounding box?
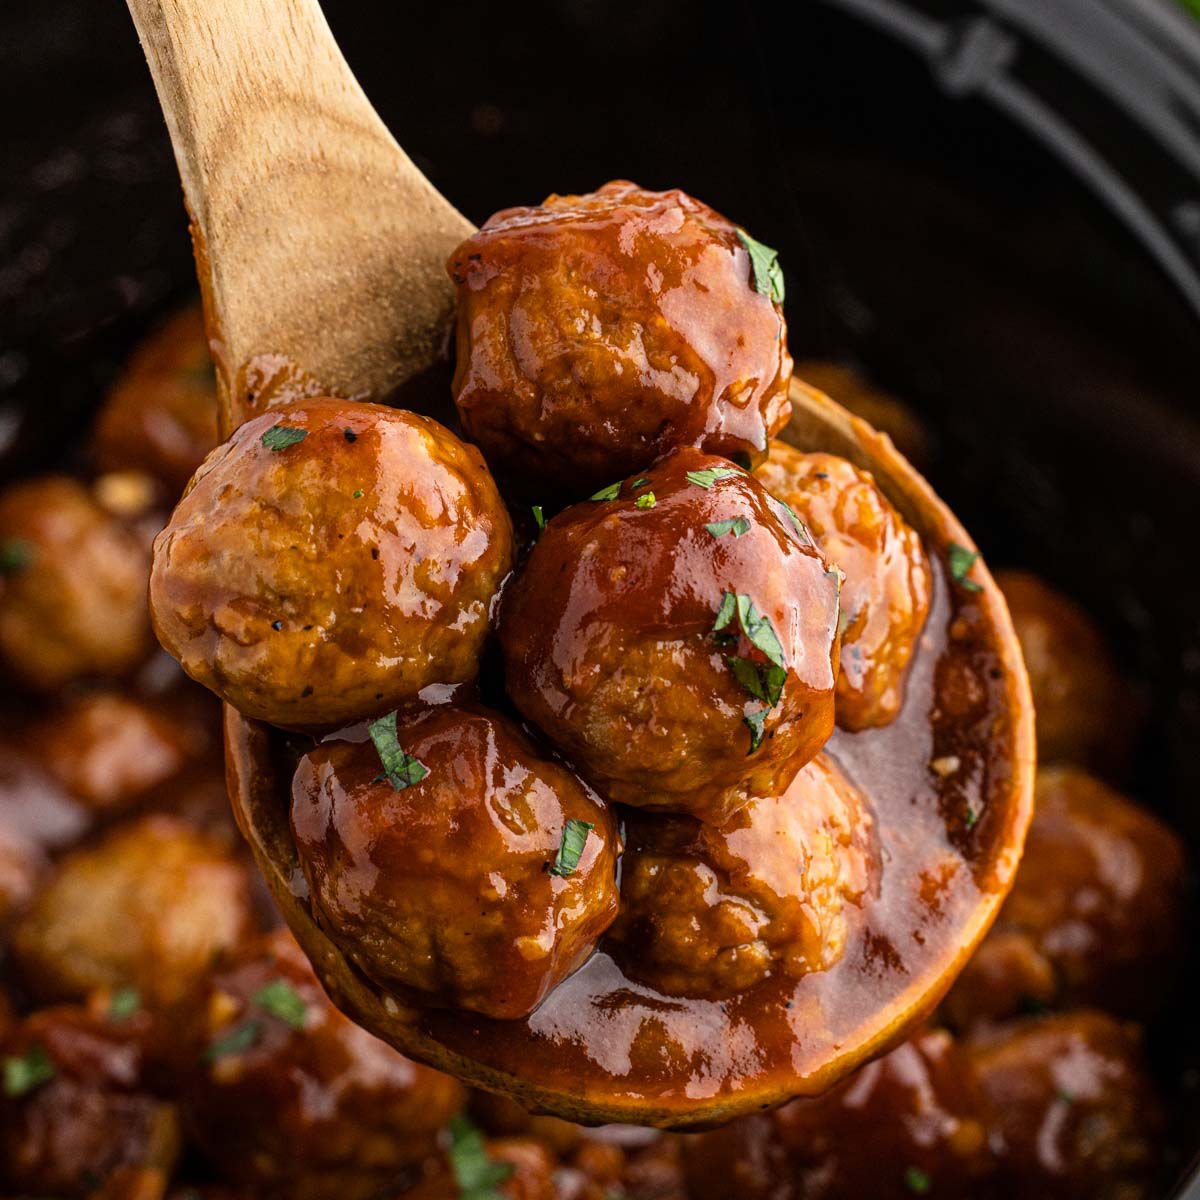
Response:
[0,182,1187,1200]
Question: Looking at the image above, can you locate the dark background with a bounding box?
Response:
[2,0,1200,1190]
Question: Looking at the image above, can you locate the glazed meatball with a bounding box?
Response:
[0,476,151,690]
[181,929,464,1200]
[400,1129,557,1200]
[23,692,202,815]
[500,448,841,824]
[0,1004,180,1197]
[448,180,792,495]
[943,766,1185,1028]
[964,1011,1162,1200]
[12,814,256,1008]
[684,1027,993,1200]
[792,362,931,468]
[291,703,619,1019]
[92,306,220,495]
[996,570,1128,768]
[756,442,931,730]
[150,397,513,729]
[609,756,873,998]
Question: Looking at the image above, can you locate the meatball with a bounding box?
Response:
[400,1129,557,1200]
[92,306,220,494]
[943,766,1185,1028]
[291,703,619,1019]
[23,692,202,815]
[181,929,464,1200]
[756,442,931,730]
[0,476,151,690]
[684,1027,992,1200]
[995,570,1128,768]
[964,1011,1162,1200]
[791,362,930,468]
[608,755,873,998]
[150,397,513,729]
[0,1004,180,1197]
[448,180,792,495]
[500,448,841,824]
[12,814,256,1008]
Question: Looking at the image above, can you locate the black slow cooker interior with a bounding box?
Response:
[1,0,1198,1192]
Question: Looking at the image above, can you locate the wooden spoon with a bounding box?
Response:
[129,0,1035,1127]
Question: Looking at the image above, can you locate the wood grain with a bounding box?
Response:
[126,0,474,434]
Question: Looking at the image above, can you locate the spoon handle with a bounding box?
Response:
[126,0,473,431]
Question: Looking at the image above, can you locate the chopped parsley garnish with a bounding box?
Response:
[947,542,982,592]
[448,1113,515,1200]
[705,517,750,539]
[713,592,788,707]
[253,979,308,1030]
[731,658,787,707]
[353,489,364,499]
[634,492,656,510]
[744,709,768,754]
[776,500,811,543]
[686,465,744,489]
[0,538,31,575]
[203,1021,261,1063]
[260,424,308,452]
[108,987,140,1021]
[712,592,786,670]
[903,1165,932,1195]
[590,481,622,501]
[531,505,546,530]
[2,1045,55,1097]
[630,477,650,488]
[368,711,429,790]
[737,229,786,304]
[549,819,594,878]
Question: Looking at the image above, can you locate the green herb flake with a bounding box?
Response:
[2,1044,55,1097]
[903,1166,932,1195]
[0,538,32,576]
[448,1113,515,1200]
[590,481,622,501]
[630,477,650,488]
[947,542,982,592]
[1057,1088,1076,1105]
[634,492,657,510]
[108,987,140,1022]
[260,425,309,452]
[368,711,430,791]
[549,818,595,878]
[964,804,979,830]
[731,657,787,707]
[744,709,768,754]
[253,979,308,1030]
[686,466,745,489]
[777,500,811,543]
[353,489,364,499]
[531,505,546,530]
[736,229,786,304]
[203,1020,261,1064]
[732,594,787,669]
[705,517,751,539]
[713,591,738,633]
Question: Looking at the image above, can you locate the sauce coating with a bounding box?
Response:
[291,704,620,1019]
[756,441,931,730]
[609,756,874,998]
[943,765,1186,1027]
[499,447,841,824]
[149,398,513,729]
[448,181,792,495]
[181,929,464,1199]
